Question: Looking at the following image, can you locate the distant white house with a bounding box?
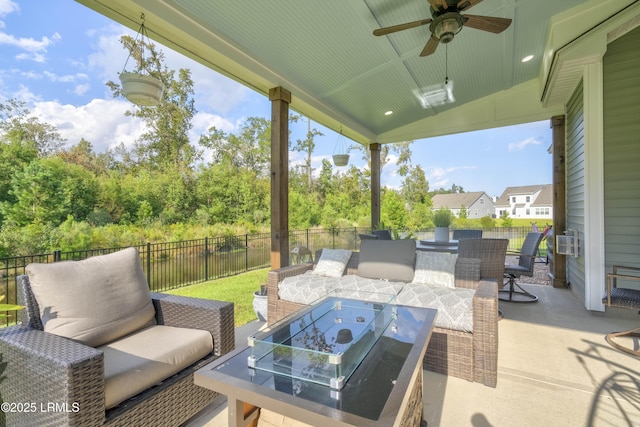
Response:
[494,184,553,220]
[431,192,495,219]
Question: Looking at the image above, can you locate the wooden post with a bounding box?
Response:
[551,115,567,288]
[370,143,381,229]
[269,87,291,269]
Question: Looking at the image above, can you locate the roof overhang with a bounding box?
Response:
[76,0,640,146]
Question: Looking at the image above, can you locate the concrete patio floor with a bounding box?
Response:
[185,283,640,427]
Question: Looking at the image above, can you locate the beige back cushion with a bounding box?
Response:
[26,247,156,347]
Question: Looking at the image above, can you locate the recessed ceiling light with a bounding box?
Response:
[521,55,534,63]
[384,111,393,116]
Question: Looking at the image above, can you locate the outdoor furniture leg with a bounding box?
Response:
[228,397,260,427]
[605,327,640,357]
[499,275,539,303]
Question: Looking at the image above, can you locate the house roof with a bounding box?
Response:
[495,184,553,206]
[75,0,640,147]
[432,191,488,209]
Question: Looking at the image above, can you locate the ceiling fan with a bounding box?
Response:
[373,0,512,57]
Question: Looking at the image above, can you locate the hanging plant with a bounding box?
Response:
[119,13,165,107]
[332,127,350,167]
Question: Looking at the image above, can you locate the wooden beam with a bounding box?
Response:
[269,87,291,269]
[550,115,567,288]
[370,143,381,229]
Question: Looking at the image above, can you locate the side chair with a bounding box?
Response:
[359,233,379,240]
[372,229,393,240]
[452,229,483,240]
[603,265,640,357]
[500,232,544,303]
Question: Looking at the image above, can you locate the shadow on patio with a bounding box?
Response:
[186,283,640,426]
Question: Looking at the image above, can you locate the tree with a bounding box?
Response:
[0,99,65,157]
[500,211,512,227]
[401,165,430,206]
[57,138,114,174]
[199,117,271,176]
[351,140,413,177]
[291,116,323,188]
[0,158,97,226]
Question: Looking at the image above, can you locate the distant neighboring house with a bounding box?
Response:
[431,192,495,219]
[494,184,553,220]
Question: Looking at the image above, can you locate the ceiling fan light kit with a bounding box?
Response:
[431,12,464,43]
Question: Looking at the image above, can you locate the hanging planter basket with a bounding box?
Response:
[332,153,350,167]
[119,14,165,107]
[332,127,350,167]
[120,72,165,106]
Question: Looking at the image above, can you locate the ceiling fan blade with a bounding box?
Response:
[420,35,440,57]
[373,19,432,36]
[428,0,450,12]
[463,14,512,34]
[457,0,483,11]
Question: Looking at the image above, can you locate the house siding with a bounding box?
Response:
[494,185,553,220]
[603,26,640,289]
[566,79,586,302]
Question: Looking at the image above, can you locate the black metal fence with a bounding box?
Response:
[1,226,546,325]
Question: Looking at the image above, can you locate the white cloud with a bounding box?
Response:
[0,31,60,62]
[163,46,254,115]
[31,99,146,152]
[508,136,541,152]
[11,84,41,104]
[74,83,91,96]
[0,0,18,22]
[43,71,89,83]
[86,25,132,82]
[425,165,477,190]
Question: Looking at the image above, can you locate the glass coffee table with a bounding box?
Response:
[194,291,437,426]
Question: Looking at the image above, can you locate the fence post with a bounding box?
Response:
[146,243,151,287]
[53,250,61,262]
[205,237,209,281]
[306,228,309,248]
[245,234,249,272]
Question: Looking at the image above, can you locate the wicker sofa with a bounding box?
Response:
[0,248,235,427]
[267,238,508,388]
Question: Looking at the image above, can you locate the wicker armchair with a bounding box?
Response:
[0,275,235,427]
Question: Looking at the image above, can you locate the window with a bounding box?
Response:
[526,208,530,215]
[480,198,484,204]
[512,196,516,203]
[526,196,530,203]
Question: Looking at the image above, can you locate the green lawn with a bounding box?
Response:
[163,268,269,327]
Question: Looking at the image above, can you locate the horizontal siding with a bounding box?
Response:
[603,25,640,290]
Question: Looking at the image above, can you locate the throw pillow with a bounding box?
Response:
[26,247,156,347]
[412,251,458,288]
[358,239,416,282]
[312,249,352,278]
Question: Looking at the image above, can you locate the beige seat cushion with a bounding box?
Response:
[101,325,214,409]
[26,247,156,347]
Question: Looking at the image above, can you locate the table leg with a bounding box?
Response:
[228,397,260,427]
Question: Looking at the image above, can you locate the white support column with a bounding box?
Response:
[583,62,605,311]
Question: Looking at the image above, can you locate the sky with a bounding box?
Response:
[0,0,553,199]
